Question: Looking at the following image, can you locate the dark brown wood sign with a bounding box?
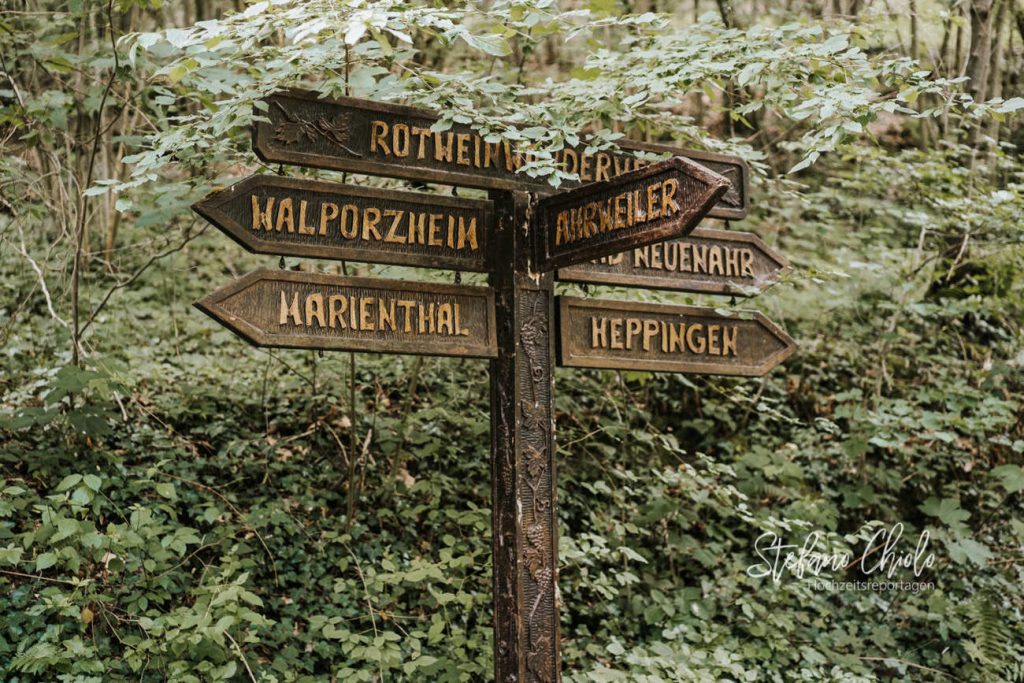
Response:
[532,157,729,272]
[557,296,795,376]
[192,175,492,271]
[252,89,749,219]
[192,85,793,683]
[556,227,789,295]
[195,270,497,358]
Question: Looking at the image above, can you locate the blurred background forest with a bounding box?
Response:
[2,0,1024,680]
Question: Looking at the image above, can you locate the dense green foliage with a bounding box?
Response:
[2,0,1024,681]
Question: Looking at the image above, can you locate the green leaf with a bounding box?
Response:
[56,474,83,492]
[460,32,512,57]
[920,497,970,532]
[155,482,177,499]
[945,537,993,567]
[995,97,1024,113]
[990,465,1024,493]
[35,552,58,571]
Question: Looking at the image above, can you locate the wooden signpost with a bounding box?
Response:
[252,89,750,220]
[195,270,497,358]
[192,175,493,271]
[557,297,796,376]
[532,156,729,271]
[193,89,795,683]
[557,227,789,295]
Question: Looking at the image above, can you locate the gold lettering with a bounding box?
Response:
[584,204,598,238]
[669,322,685,352]
[724,246,740,276]
[409,212,425,245]
[599,200,614,233]
[328,295,347,329]
[502,141,520,171]
[305,293,326,328]
[555,212,569,246]
[251,195,274,231]
[661,178,679,216]
[722,326,738,356]
[428,214,442,246]
[360,298,374,331]
[339,204,359,239]
[379,298,396,332]
[319,202,339,236]
[663,241,678,270]
[580,153,593,182]
[397,300,415,332]
[383,210,405,243]
[484,141,501,169]
[392,123,410,157]
[625,318,641,350]
[708,324,721,355]
[591,317,608,348]
[412,127,431,159]
[595,153,612,181]
[456,133,471,165]
[693,244,707,273]
[634,246,649,268]
[298,200,316,235]
[280,291,301,326]
[458,216,478,251]
[562,148,578,176]
[646,181,661,222]
[370,121,391,155]
[614,194,626,229]
[434,132,454,162]
[708,246,723,275]
[437,303,454,335]
[642,319,659,351]
[275,197,294,233]
[362,208,382,241]
[418,303,435,334]
[455,303,469,335]
[686,324,706,354]
[610,319,624,349]
[650,243,663,270]
[741,249,755,277]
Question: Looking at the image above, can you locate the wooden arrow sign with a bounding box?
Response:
[532,157,729,272]
[556,227,789,296]
[195,270,497,358]
[252,89,749,219]
[192,175,492,272]
[556,296,795,376]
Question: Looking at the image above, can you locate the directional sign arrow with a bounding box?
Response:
[556,296,796,376]
[252,89,749,219]
[192,175,492,272]
[532,157,730,272]
[556,227,789,296]
[195,270,497,358]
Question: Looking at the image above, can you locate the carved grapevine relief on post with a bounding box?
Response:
[271,100,363,158]
[519,291,556,683]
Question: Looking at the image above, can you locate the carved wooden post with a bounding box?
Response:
[490,190,560,683]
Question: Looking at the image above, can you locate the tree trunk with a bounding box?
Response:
[966,0,995,105]
[965,0,997,159]
[986,0,1010,169]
